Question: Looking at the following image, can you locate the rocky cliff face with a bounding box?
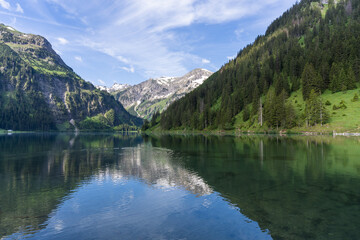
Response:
[0,24,142,130]
[101,69,212,119]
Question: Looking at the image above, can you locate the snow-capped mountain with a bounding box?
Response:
[108,69,213,119]
[96,83,130,93]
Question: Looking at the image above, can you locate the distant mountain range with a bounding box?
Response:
[98,68,213,119]
[0,24,142,131]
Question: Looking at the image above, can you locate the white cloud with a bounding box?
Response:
[74,56,83,62]
[116,56,130,64]
[0,0,10,10]
[0,1,24,13]
[235,28,244,39]
[15,3,23,13]
[40,0,297,78]
[202,58,210,64]
[98,79,105,85]
[57,37,69,45]
[121,66,135,73]
[227,55,236,60]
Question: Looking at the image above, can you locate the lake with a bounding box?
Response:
[0,133,360,239]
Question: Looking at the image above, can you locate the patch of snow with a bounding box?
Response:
[96,85,108,91]
[193,76,208,85]
[96,83,130,93]
[6,26,15,31]
[111,83,130,91]
[155,77,177,85]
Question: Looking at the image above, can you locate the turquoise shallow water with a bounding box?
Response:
[0,133,360,239]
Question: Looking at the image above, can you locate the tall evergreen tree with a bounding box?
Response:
[346,66,357,90]
[301,63,322,100]
[330,62,341,92]
[305,90,328,126]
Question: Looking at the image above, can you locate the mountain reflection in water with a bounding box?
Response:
[0,133,360,239]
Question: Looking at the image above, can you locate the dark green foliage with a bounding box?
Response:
[301,63,322,100]
[113,124,138,132]
[141,119,150,131]
[251,87,260,116]
[0,90,56,131]
[325,100,332,106]
[346,66,357,90]
[151,110,160,127]
[264,89,295,129]
[242,106,250,122]
[330,64,357,92]
[305,90,329,126]
[264,88,278,128]
[330,63,341,92]
[160,0,360,130]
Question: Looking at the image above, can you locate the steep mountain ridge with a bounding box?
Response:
[0,24,142,130]
[104,69,212,119]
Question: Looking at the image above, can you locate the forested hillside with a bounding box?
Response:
[160,0,360,132]
[0,24,142,131]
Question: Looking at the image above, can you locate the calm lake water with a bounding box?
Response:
[0,133,360,239]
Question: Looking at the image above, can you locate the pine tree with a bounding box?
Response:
[330,62,341,92]
[252,87,260,116]
[243,105,250,122]
[141,119,150,131]
[285,103,297,128]
[339,68,347,91]
[301,63,322,100]
[264,88,277,128]
[150,110,160,127]
[346,66,356,90]
[305,90,328,126]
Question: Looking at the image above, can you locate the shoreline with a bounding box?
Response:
[2,129,360,137]
[144,129,360,137]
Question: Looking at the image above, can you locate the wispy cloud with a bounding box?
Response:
[202,58,210,64]
[57,37,69,45]
[0,0,10,10]
[121,66,135,73]
[5,0,296,84]
[98,79,105,85]
[15,3,23,13]
[235,28,244,40]
[227,55,236,60]
[45,0,296,78]
[74,56,83,62]
[0,10,82,29]
[0,1,24,13]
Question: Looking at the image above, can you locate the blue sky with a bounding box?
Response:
[0,0,297,86]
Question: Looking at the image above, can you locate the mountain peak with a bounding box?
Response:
[110,68,213,119]
[0,24,71,72]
